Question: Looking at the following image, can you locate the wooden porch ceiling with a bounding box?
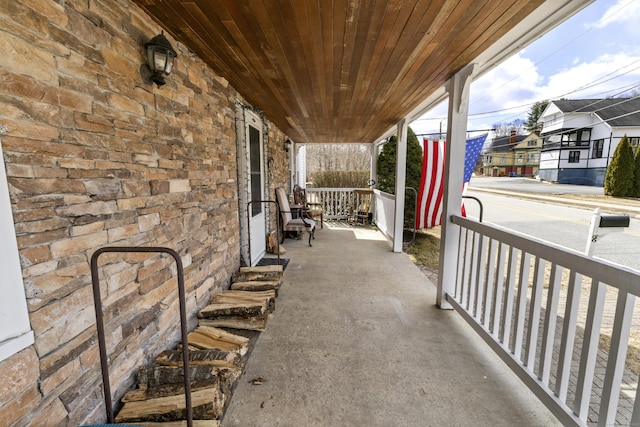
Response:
[133,0,589,144]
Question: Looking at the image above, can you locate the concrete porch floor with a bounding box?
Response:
[222,222,560,426]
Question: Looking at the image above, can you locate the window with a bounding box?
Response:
[544,134,561,149]
[248,124,262,216]
[517,154,523,163]
[592,139,604,158]
[500,155,506,164]
[0,138,34,362]
[527,153,539,163]
[527,140,537,147]
[568,151,580,163]
[629,137,639,154]
[561,129,591,147]
[485,155,492,163]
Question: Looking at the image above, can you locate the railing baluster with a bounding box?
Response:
[513,252,531,359]
[474,235,488,320]
[539,263,562,385]
[461,229,473,309]
[333,190,337,218]
[483,238,497,328]
[574,279,607,423]
[525,257,545,369]
[491,242,507,337]
[632,382,640,425]
[501,246,519,346]
[468,232,480,315]
[599,290,635,426]
[556,270,582,402]
[455,228,465,299]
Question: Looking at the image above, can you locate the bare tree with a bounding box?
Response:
[491,119,526,137]
[305,144,371,175]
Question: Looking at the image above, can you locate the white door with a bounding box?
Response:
[246,112,266,266]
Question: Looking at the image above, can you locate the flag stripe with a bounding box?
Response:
[428,141,444,227]
[416,139,445,229]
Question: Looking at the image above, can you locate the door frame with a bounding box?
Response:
[236,103,269,266]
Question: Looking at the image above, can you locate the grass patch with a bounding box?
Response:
[404,226,441,272]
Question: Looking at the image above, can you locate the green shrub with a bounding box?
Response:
[376,127,423,227]
[604,134,635,197]
[377,127,422,194]
[634,146,640,197]
[309,170,369,188]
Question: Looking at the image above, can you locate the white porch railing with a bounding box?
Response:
[449,214,640,426]
[373,189,395,241]
[305,188,372,220]
[305,188,396,240]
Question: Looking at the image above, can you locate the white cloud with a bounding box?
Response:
[539,53,640,99]
[469,52,640,115]
[592,0,640,29]
[421,51,640,132]
[467,54,542,123]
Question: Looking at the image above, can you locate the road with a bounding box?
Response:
[469,176,604,195]
[463,188,640,272]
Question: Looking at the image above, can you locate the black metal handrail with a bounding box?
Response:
[462,195,483,222]
[90,246,193,426]
[403,186,418,246]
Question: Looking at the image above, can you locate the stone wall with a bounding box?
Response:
[0,0,289,425]
[266,125,293,233]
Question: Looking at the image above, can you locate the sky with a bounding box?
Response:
[409,0,640,139]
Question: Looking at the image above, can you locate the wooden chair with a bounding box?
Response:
[305,190,323,229]
[275,188,316,246]
[348,189,372,225]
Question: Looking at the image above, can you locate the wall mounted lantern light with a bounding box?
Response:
[284,139,292,152]
[141,32,177,87]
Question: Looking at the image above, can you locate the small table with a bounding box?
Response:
[290,203,309,219]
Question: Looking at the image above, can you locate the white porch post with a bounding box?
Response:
[370,141,378,188]
[437,64,475,308]
[392,118,408,253]
[289,142,295,192]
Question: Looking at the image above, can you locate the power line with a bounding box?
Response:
[413,129,494,138]
[484,96,640,152]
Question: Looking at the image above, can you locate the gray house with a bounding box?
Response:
[538,98,640,186]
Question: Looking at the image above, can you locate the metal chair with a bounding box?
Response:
[293,185,323,229]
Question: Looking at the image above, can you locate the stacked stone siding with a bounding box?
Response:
[0,1,289,425]
[267,125,293,232]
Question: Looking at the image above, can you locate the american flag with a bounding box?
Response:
[416,133,487,229]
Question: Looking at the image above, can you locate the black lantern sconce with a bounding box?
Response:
[284,139,292,152]
[140,32,177,87]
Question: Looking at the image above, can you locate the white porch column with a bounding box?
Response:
[370,141,378,188]
[392,118,408,253]
[369,141,378,218]
[437,64,475,308]
[289,142,295,192]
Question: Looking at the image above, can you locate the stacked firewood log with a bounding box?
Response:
[114,265,283,425]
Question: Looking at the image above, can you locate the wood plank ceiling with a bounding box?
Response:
[133,0,546,144]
